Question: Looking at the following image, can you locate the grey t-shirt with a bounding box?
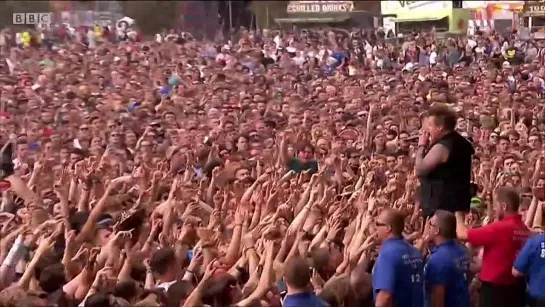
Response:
[447,47,460,67]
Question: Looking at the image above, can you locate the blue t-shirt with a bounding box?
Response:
[159,84,172,96]
[287,158,318,175]
[373,237,424,307]
[514,233,545,299]
[283,292,327,307]
[331,51,346,67]
[424,240,471,307]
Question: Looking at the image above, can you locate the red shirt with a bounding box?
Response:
[467,214,530,285]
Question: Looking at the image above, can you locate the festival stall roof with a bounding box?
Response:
[275,1,376,27]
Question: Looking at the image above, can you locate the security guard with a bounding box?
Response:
[513,232,545,307]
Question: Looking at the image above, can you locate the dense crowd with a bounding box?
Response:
[0,25,544,307]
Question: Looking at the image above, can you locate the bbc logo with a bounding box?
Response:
[13,13,52,25]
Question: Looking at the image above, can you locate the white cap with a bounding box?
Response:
[286,46,296,53]
[113,56,120,62]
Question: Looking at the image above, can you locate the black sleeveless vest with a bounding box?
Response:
[418,131,475,217]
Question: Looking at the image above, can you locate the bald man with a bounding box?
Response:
[373,209,424,307]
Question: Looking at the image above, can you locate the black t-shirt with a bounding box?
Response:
[261,57,275,67]
[0,142,13,179]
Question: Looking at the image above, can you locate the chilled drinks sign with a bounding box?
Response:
[287,1,354,13]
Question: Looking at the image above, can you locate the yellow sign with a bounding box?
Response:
[287,1,354,13]
[380,0,469,34]
[381,1,452,20]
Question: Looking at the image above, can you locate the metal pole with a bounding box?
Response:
[255,7,259,32]
[228,1,233,30]
[266,5,269,29]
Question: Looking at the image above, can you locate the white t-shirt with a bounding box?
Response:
[429,51,437,64]
[274,35,282,49]
[155,33,163,43]
[87,30,96,49]
[156,280,177,291]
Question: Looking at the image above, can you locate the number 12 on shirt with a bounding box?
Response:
[411,273,421,283]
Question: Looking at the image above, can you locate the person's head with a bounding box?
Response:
[428,210,457,244]
[528,133,542,150]
[497,135,510,153]
[125,130,137,147]
[109,130,123,146]
[38,263,67,294]
[94,213,115,246]
[70,148,86,165]
[113,279,138,304]
[426,104,456,143]
[385,154,396,169]
[201,270,242,306]
[16,139,29,159]
[398,131,410,149]
[166,280,194,307]
[40,110,54,124]
[78,124,91,141]
[234,167,251,183]
[494,187,520,220]
[297,142,315,163]
[84,292,116,307]
[150,247,179,281]
[236,135,249,152]
[375,209,405,242]
[283,256,311,292]
[318,276,359,307]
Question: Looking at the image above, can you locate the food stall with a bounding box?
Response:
[522,1,545,38]
[463,1,523,35]
[275,1,378,28]
[381,1,470,36]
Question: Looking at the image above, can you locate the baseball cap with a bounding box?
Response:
[470,197,482,209]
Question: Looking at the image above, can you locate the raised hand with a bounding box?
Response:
[35,231,57,256]
[71,245,90,262]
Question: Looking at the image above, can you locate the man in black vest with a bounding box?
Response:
[416,103,475,218]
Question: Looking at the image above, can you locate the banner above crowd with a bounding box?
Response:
[287,1,354,13]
